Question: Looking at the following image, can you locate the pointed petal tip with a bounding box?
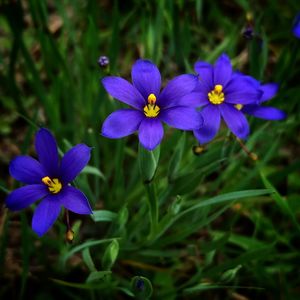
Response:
[60,143,92,183]
[131,59,161,99]
[60,186,93,215]
[9,156,47,184]
[138,119,164,151]
[31,198,61,237]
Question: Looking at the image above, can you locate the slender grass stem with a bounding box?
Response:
[145,182,158,240]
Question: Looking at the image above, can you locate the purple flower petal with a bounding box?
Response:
[9,156,47,184]
[59,186,92,214]
[260,83,279,102]
[6,184,48,211]
[102,76,145,109]
[60,144,91,184]
[160,106,203,130]
[158,74,198,108]
[213,54,232,87]
[292,13,300,38]
[220,103,250,139]
[131,59,161,99]
[138,118,164,150]
[225,82,262,105]
[225,74,259,94]
[194,61,214,89]
[193,105,221,144]
[102,109,144,138]
[35,128,59,177]
[178,92,209,107]
[224,74,262,105]
[293,25,300,38]
[242,105,286,120]
[32,196,61,237]
[225,90,262,105]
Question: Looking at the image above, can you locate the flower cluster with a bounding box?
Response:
[101,56,285,148]
[5,55,286,237]
[101,59,203,150]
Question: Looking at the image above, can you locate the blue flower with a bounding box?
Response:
[6,128,92,237]
[181,54,262,144]
[241,81,286,120]
[292,13,300,38]
[101,59,203,150]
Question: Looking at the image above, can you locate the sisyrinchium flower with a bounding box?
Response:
[292,12,300,38]
[6,128,93,237]
[180,54,262,144]
[239,79,286,121]
[101,59,203,150]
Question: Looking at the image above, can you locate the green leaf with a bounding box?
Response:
[82,165,106,180]
[181,189,272,217]
[61,238,119,265]
[260,171,300,233]
[82,248,97,272]
[168,195,184,216]
[86,271,112,283]
[92,210,118,222]
[101,239,119,270]
[51,278,104,290]
[117,205,129,227]
[168,132,186,181]
[184,283,263,295]
[220,264,242,283]
[157,189,271,240]
[138,144,160,182]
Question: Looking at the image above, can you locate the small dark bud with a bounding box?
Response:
[98,56,109,68]
[242,26,255,40]
[135,278,145,291]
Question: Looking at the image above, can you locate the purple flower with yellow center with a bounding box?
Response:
[6,128,92,237]
[239,80,286,120]
[180,54,262,144]
[101,59,203,150]
[292,12,300,38]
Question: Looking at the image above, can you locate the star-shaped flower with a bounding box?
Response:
[6,128,92,237]
[180,54,262,144]
[101,59,203,150]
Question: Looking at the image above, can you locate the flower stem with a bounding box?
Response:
[145,182,158,240]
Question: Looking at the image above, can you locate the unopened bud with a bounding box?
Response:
[250,153,258,161]
[66,230,74,243]
[193,145,206,155]
[98,56,109,68]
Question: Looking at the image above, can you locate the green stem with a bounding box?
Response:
[145,182,158,240]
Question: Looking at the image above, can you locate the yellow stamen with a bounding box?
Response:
[144,93,160,117]
[235,104,243,110]
[147,93,156,105]
[42,176,62,194]
[208,84,225,105]
[214,84,223,93]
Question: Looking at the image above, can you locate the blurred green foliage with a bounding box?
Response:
[0,0,300,299]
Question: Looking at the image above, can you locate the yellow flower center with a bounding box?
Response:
[235,104,243,110]
[143,93,160,118]
[208,84,225,105]
[42,176,62,194]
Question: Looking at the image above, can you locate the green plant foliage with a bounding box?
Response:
[1,0,300,299]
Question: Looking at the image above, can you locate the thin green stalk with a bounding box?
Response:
[145,182,158,240]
